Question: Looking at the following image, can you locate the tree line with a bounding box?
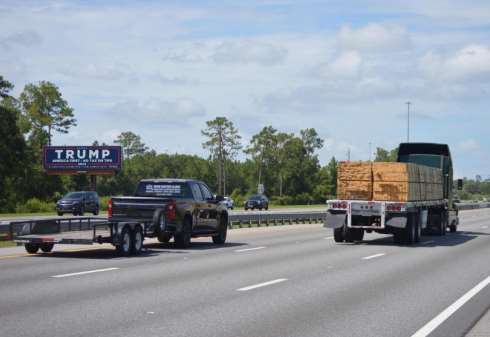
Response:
[1,75,483,213]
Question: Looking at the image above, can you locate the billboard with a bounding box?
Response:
[43,146,122,174]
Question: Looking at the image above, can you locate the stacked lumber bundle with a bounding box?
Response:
[337,161,443,202]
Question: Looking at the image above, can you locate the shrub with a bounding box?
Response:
[99,196,111,211]
[15,198,55,213]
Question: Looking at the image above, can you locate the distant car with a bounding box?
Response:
[221,196,234,209]
[56,191,100,216]
[244,194,269,210]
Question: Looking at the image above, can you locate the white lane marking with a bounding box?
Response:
[362,253,386,260]
[237,278,288,292]
[235,246,266,253]
[324,236,334,240]
[411,275,490,337]
[482,226,488,229]
[52,267,120,278]
[421,240,435,245]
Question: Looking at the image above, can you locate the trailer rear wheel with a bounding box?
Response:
[333,227,344,242]
[131,226,144,255]
[404,213,418,244]
[116,226,132,256]
[25,243,40,254]
[40,243,54,253]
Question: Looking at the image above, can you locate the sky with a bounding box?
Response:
[1,0,490,178]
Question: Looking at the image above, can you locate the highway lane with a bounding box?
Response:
[0,209,489,337]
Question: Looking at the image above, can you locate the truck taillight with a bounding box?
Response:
[330,202,348,210]
[167,199,176,223]
[108,198,113,218]
[386,203,404,212]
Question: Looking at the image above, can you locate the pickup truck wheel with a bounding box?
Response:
[212,217,228,245]
[333,227,344,242]
[40,243,54,253]
[25,243,40,254]
[131,226,144,255]
[175,218,192,249]
[116,226,132,256]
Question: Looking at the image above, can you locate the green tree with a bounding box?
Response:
[115,131,149,160]
[244,126,279,194]
[374,147,398,162]
[19,81,76,146]
[202,117,242,196]
[300,128,324,155]
[0,79,26,211]
[0,75,14,99]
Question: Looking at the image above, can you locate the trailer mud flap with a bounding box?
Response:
[324,213,346,229]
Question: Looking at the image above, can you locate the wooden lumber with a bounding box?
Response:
[337,161,444,202]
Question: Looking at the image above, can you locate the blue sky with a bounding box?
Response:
[1,0,490,178]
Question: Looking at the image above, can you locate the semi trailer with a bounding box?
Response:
[324,143,460,244]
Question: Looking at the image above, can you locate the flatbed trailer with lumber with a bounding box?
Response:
[324,143,461,244]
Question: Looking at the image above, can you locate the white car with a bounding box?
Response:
[221,196,234,209]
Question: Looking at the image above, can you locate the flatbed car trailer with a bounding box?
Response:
[6,216,161,256]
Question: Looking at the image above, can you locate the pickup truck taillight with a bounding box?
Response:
[108,198,113,218]
[167,199,176,223]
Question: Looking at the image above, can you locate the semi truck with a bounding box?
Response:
[324,143,460,244]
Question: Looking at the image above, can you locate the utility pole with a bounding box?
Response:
[406,101,411,143]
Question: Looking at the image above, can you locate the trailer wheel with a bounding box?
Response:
[449,221,457,233]
[116,226,132,256]
[175,217,192,248]
[131,226,144,255]
[333,227,344,242]
[403,213,418,245]
[432,211,445,236]
[25,243,40,254]
[212,216,228,245]
[40,243,54,253]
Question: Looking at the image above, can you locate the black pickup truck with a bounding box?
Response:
[109,178,229,249]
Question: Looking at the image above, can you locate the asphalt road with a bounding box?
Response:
[0,209,489,337]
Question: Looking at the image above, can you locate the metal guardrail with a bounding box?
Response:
[0,203,489,240]
[228,211,326,228]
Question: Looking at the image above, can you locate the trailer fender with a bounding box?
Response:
[324,212,346,229]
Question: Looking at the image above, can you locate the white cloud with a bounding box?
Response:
[458,139,481,152]
[337,23,411,52]
[320,51,362,78]
[211,40,288,66]
[419,44,490,82]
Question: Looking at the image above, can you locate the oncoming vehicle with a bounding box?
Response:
[56,191,100,216]
[244,194,269,210]
[221,196,234,209]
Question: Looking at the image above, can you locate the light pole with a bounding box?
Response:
[406,101,411,143]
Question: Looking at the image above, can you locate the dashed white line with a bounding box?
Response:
[482,226,488,229]
[237,278,288,291]
[411,275,490,337]
[52,267,120,278]
[324,236,334,240]
[362,253,386,260]
[421,240,435,245]
[235,246,266,253]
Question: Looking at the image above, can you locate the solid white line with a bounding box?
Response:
[362,253,386,260]
[411,275,490,337]
[234,246,266,253]
[52,267,120,278]
[237,278,288,291]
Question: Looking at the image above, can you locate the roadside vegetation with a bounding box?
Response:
[0,75,486,214]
